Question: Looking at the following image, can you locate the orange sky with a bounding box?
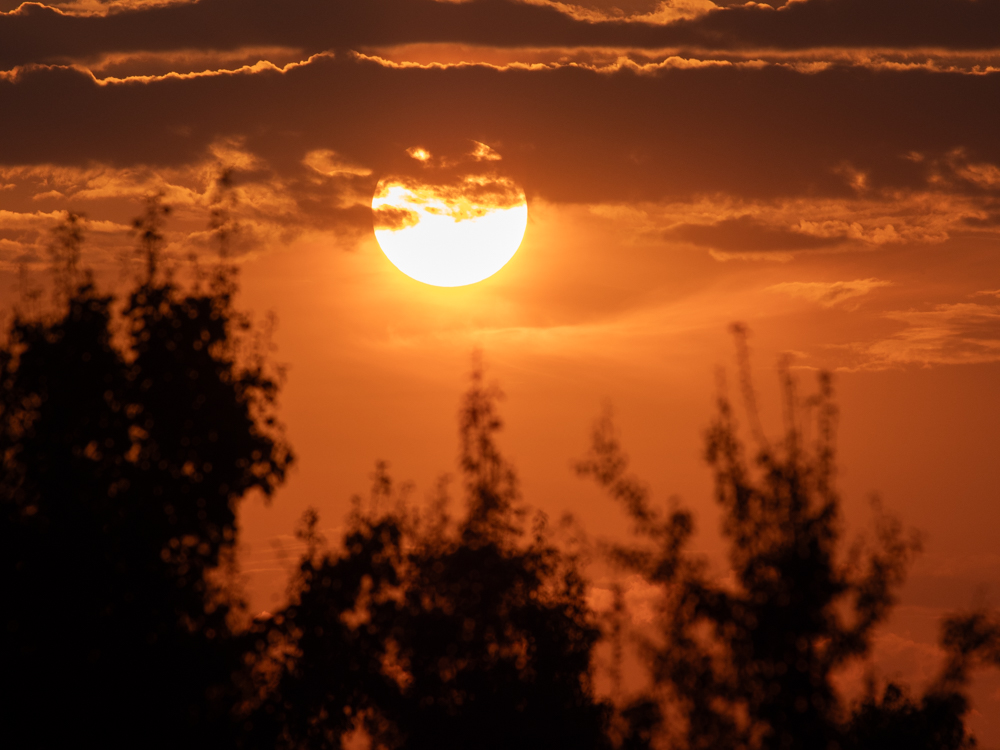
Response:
[2,0,1000,742]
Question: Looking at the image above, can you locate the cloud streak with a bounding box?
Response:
[850,301,1000,369]
[769,278,892,308]
[3,0,1000,73]
[3,54,1000,208]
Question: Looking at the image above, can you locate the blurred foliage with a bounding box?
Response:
[2,203,998,749]
[1,197,292,747]
[243,368,612,749]
[576,326,992,750]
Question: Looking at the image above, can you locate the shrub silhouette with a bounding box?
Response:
[1,201,292,747]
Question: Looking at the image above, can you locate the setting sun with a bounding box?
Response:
[371,175,527,287]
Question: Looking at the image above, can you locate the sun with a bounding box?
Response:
[372,172,528,288]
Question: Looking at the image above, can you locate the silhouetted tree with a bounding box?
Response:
[1,200,292,748]
[5,201,998,750]
[843,608,1000,750]
[843,681,970,750]
[246,366,613,750]
[240,493,406,748]
[578,327,922,750]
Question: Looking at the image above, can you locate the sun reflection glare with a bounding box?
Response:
[372,175,527,287]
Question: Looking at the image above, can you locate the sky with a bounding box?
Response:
[2,0,1000,740]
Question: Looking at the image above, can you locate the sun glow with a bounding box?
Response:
[372,175,528,287]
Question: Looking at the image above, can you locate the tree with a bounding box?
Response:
[246,365,613,750]
[843,607,1000,750]
[577,327,923,750]
[5,203,996,750]
[1,199,292,748]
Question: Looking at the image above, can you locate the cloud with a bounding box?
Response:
[0,207,135,269]
[362,43,1000,76]
[470,140,502,161]
[667,211,935,259]
[792,219,909,245]
[850,301,1000,369]
[3,54,1000,210]
[77,46,306,79]
[0,162,206,204]
[955,161,1000,190]
[0,140,377,262]
[655,0,1000,52]
[0,49,994,286]
[0,47,995,279]
[0,206,66,231]
[0,0,627,70]
[372,204,418,231]
[669,215,845,252]
[406,146,432,163]
[3,0,1000,73]
[32,188,65,201]
[526,0,717,24]
[768,278,891,307]
[303,149,373,178]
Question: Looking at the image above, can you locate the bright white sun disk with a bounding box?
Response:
[372,180,527,287]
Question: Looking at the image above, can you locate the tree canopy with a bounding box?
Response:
[2,204,998,749]
[1,201,292,747]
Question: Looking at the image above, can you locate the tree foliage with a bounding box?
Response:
[576,328,989,750]
[1,201,292,747]
[2,205,999,750]
[246,367,611,750]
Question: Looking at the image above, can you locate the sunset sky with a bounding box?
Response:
[3,0,1000,740]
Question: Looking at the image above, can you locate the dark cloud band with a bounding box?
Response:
[2,54,998,205]
[3,0,1000,71]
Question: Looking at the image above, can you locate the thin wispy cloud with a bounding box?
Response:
[768,278,892,308]
[847,301,1000,369]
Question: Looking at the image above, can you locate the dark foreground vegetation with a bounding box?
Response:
[3,201,999,749]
